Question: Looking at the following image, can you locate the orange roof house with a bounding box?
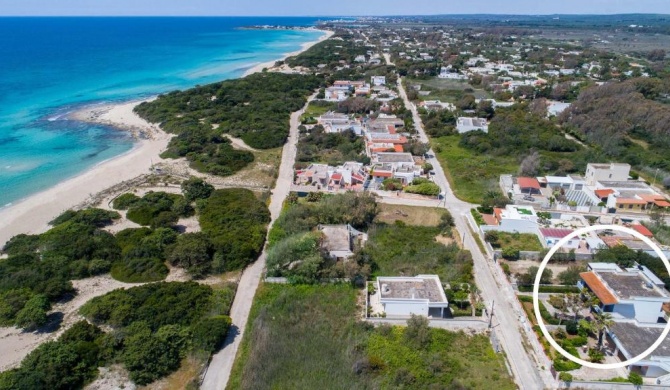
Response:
[631,224,654,238]
[580,272,618,305]
[517,177,541,190]
[594,189,614,200]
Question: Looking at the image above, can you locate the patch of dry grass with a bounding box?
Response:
[375,203,449,226]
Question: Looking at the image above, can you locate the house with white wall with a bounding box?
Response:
[375,275,449,318]
[578,266,669,324]
[585,163,631,186]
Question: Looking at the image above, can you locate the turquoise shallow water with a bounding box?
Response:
[0,17,323,207]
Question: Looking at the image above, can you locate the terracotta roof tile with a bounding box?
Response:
[517,177,541,190]
[631,224,654,238]
[580,272,618,305]
[595,189,614,199]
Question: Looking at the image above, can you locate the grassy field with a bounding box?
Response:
[227,284,515,390]
[227,284,368,390]
[367,326,516,389]
[489,232,544,252]
[375,203,449,227]
[364,223,473,284]
[300,101,338,123]
[408,78,491,102]
[432,135,518,203]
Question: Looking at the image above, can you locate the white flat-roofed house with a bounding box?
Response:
[371,76,386,86]
[456,117,488,133]
[586,163,631,186]
[317,112,363,135]
[376,275,449,318]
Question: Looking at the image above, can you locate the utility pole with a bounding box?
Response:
[653,168,660,188]
[489,300,495,329]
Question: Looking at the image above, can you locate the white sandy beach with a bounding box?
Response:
[0,29,333,248]
[0,101,170,246]
[243,29,335,77]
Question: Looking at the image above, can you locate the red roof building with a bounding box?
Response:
[539,228,574,239]
[517,177,541,195]
[595,189,614,200]
[631,224,654,238]
[580,272,618,305]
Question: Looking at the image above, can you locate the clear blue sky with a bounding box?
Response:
[1,0,668,16]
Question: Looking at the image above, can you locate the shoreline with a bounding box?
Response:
[243,29,334,77]
[0,29,333,247]
[0,100,170,246]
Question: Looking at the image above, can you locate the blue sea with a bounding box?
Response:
[0,17,325,207]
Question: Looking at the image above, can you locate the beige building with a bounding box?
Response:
[585,163,630,186]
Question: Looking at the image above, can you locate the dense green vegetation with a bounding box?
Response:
[79,282,234,385]
[0,321,109,390]
[404,177,441,196]
[199,189,270,272]
[366,318,515,389]
[594,245,670,287]
[113,191,193,228]
[0,209,123,329]
[266,231,324,283]
[296,126,368,167]
[430,103,598,202]
[269,192,378,246]
[560,78,670,172]
[286,33,367,69]
[135,72,322,175]
[1,282,235,389]
[265,193,378,281]
[227,284,514,390]
[359,223,472,284]
[111,227,177,283]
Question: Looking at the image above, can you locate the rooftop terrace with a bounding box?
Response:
[610,322,670,359]
[599,271,668,300]
[378,276,447,303]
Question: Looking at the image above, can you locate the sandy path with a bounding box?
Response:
[0,101,170,247]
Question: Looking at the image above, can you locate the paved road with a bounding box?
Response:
[200,93,316,390]
[397,79,556,389]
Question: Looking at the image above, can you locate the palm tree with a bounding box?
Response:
[592,312,614,349]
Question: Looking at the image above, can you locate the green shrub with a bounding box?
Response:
[382,178,403,191]
[50,208,120,228]
[266,232,323,283]
[124,192,189,227]
[181,178,214,202]
[111,257,168,283]
[168,233,214,278]
[113,193,141,210]
[199,189,270,272]
[559,372,573,382]
[565,320,579,335]
[517,285,580,293]
[191,315,232,353]
[628,372,643,386]
[404,182,441,196]
[471,209,486,225]
[14,294,50,331]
